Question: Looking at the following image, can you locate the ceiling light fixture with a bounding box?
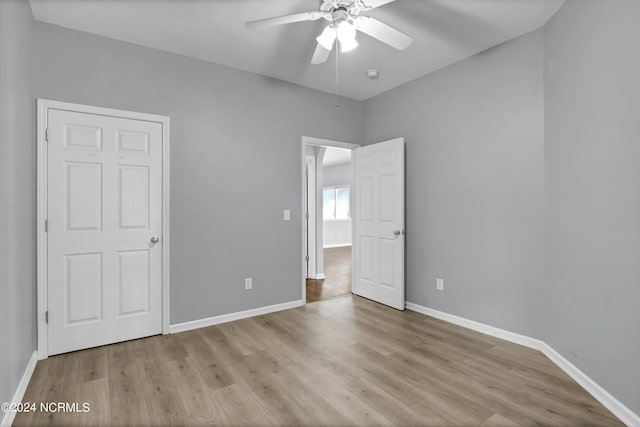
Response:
[316,25,336,50]
[316,20,358,53]
[336,20,358,52]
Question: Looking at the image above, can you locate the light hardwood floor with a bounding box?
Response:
[16,296,622,426]
[306,246,352,303]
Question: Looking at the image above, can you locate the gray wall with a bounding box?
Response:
[364,30,546,338]
[544,0,640,414]
[30,22,363,324]
[0,0,36,408]
[323,163,352,188]
[322,162,353,248]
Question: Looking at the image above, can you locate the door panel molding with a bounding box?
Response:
[37,99,170,359]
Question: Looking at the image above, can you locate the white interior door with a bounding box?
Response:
[47,109,163,355]
[353,138,405,310]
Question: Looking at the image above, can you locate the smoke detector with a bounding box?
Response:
[366,69,379,80]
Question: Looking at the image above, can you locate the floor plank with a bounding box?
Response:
[15,296,624,426]
[306,246,352,303]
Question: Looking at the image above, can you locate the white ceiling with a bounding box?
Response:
[323,147,352,167]
[28,0,564,101]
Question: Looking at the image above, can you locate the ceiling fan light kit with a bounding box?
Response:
[316,20,358,53]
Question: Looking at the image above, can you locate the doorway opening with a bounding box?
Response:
[301,137,360,304]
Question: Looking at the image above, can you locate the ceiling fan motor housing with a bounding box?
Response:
[322,0,363,17]
[323,0,356,9]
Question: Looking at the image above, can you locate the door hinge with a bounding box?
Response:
[305,255,309,262]
[45,220,48,232]
[45,129,49,142]
[305,167,309,177]
[305,212,309,220]
[45,311,48,323]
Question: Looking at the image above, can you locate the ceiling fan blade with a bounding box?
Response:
[354,16,413,50]
[311,43,332,64]
[358,0,397,11]
[245,11,328,29]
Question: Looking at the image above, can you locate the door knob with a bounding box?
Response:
[150,236,160,244]
[394,230,403,236]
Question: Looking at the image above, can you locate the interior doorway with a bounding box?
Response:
[301,137,360,303]
[37,99,170,358]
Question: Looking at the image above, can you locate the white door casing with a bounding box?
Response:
[305,155,316,279]
[353,138,405,310]
[38,100,170,357]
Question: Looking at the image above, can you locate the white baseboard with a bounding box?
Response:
[169,299,305,334]
[314,273,326,280]
[1,351,38,427]
[404,302,545,351]
[405,302,640,427]
[540,343,640,427]
[323,243,352,249]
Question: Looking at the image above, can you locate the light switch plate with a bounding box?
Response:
[284,209,291,221]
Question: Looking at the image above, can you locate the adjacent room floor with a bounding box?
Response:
[306,246,352,303]
[16,296,622,426]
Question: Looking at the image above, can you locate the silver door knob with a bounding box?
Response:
[394,230,402,236]
[150,236,160,244]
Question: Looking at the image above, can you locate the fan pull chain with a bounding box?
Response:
[335,40,342,109]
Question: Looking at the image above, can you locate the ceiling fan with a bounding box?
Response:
[245,0,413,65]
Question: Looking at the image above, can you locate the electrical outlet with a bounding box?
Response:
[437,278,444,291]
[245,277,252,290]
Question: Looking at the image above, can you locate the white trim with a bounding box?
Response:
[350,148,356,295]
[1,351,38,427]
[305,155,317,279]
[323,243,352,249]
[37,99,171,359]
[405,302,640,427]
[169,300,304,334]
[36,100,48,359]
[404,302,545,350]
[302,136,358,150]
[301,136,359,305]
[540,344,640,427]
[161,109,171,335]
[313,273,326,280]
